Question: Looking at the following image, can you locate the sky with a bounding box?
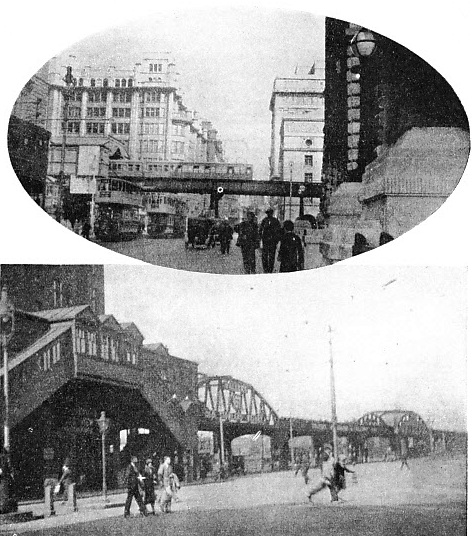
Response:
[104,265,467,432]
[54,8,325,180]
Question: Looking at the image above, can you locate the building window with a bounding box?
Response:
[53,280,63,307]
[101,335,109,360]
[144,107,161,117]
[115,79,120,88]
[305,139,313,147]
[86,122,105,134]
[121,78,127,87]
[78,78,84,87]
[67,122,80,134]
[112,108,131,118]
[128,78,133,87]
[103,78,109,87]
[110,339,118,361]
[52,341,61,364]
[76,329,86,354]
[304,155,313,166]
[111,122,130,134]
[87,331,97,356]
[304,173,313,183]
[90,78,96,87]
[87,107,106,118]
[113,91,131,103]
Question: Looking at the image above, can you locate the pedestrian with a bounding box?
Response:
[157,455,174,513]
[170,471,181,503]
[236,211,260,274]
[81,220,91,240]
[299,452,311,485]
[57,458,72,504]
[306,447,338,503]
[219,218,234,255]
[143,458,157,515]
[333,455,356,496]
[124,456,147,518]
[259,208,281,273]
[400,451,410,470]
[278,220,304,272]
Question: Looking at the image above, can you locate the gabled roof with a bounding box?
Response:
[99,314,124,331]
[32,305,92,323]
[144,343,198,366]
[0,322,73,376]
[120,322,144,340]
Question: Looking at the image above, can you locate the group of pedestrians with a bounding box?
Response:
[236,208,305,274]
[302,446,356,505]
[124,455,180,518]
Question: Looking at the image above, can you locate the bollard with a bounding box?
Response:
[44,485,56,517]
[66,483,78,512]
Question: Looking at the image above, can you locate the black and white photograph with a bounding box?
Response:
[0,264,467,534]
[0,1,470,535]
[4,5,470,273]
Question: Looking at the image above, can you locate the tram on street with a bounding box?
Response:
[94,178,144,241]
[145,192,186,238]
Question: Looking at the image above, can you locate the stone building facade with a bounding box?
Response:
[320,18,470,264]
[269,67,325,221]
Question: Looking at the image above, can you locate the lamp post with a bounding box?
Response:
[350,29,377,58]
[57,66,77,222]
[289,416,295,468]
[328,325,338,460]
[288,162,293,220]
[0,287,17,513]
[96,411,110,503]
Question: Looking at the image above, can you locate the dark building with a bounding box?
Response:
[0,265,105,316]
[0,266,201,498]
[7,116,51,206]
[320,18,470,262]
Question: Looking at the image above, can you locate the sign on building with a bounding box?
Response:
[70,175,97,194]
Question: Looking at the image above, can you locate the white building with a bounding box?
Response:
[269,67,325,221]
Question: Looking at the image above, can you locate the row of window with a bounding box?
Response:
[141,139,165,153]
[141,123,165,135]
[86,122,105,135]
[149,63,163,73]
[39,341,62,371]
[76,328,138,364]
[77,78,134,88]
[143,107,165,118]
[67,90,169,105]
[171,141,185,155]
[111,122,131,135]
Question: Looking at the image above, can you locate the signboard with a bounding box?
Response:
[197,431,214,454]
[70,175,97,194]
[78,145,101,176]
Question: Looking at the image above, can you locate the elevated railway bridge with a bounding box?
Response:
[107,160,323,217]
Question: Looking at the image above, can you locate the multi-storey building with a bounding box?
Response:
[319,18,470,264]
[9,56,228,225]
[269,66,325,222]
[0,265,200,497]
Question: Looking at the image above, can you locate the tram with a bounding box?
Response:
[94,178,144,241]
[145,192,186,238]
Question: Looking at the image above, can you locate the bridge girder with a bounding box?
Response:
[123,176,323,198]
[197,375,279,428]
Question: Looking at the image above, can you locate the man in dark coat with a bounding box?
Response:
[259,208,281,273]
[124,456,147,518]
[219,218,234,255]
[237,211,259,274]
[278,220,304,272]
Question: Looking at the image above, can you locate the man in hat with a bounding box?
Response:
[259,208,281,273]
[124,456,147,518]
[236,211,260,274]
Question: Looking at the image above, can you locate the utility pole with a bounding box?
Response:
[58,66,76,222]
[289,416,295,467]
[289,162,293,220]
[328,325,338,460]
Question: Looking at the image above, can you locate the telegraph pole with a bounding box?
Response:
[328,325,338,459]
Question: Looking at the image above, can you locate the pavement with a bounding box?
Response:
[0,455,465,535]
[98,237,325,274]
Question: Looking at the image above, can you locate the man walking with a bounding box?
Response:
[124,456,147,518]
[278,220,304,272]
[259,208,281,273]
[158,456,174,513]
[306,447,338,503]
[236,211,260,274]
[219,218,234,255]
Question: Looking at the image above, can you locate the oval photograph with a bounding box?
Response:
[7,9,470,274]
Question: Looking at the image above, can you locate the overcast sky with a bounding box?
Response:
[104,265,467,432]
[54,8,325,180]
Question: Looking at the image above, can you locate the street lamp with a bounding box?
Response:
[350,28,377,58]
[328,325,338,460]
[288,162,294,220]
[96,411,110,503]
[0,287,17,513]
